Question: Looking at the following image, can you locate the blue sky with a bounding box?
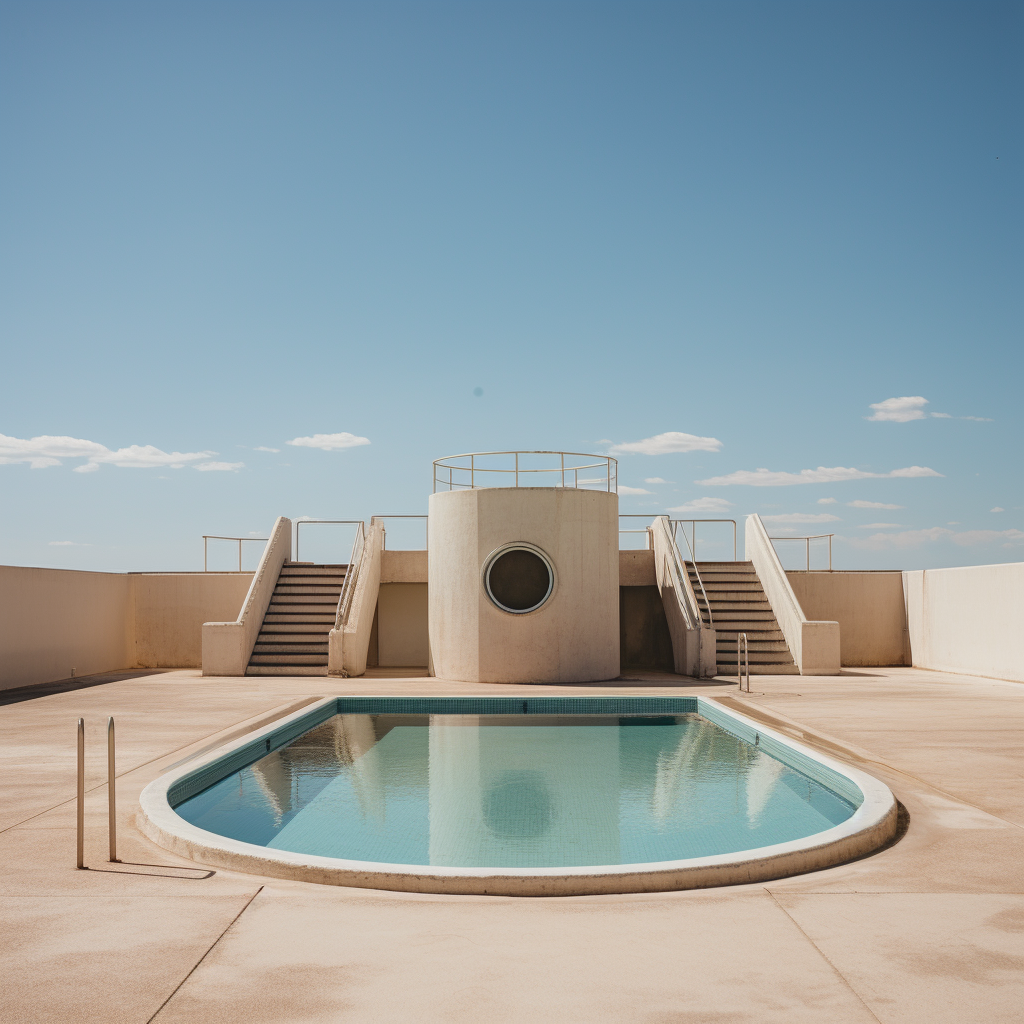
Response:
[1,0,1020,572]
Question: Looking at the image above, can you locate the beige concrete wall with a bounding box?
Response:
[0,566,132,690]
[619,549,656,586]
[428,487,620,683]
[787,572,906,667]
[903,563,1024,682]
[377,583,429,666]
[329,522,383,677]
[381,550,428,583]
[133,574,253,668]
[0,566,253,690]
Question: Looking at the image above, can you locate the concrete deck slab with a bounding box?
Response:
[1,665,1021,1022]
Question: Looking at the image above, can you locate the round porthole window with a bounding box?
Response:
[483,544,554,614]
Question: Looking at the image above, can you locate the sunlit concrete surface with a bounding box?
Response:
[1,666,1021,1023]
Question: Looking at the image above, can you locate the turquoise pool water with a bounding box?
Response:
[175,711,857,868]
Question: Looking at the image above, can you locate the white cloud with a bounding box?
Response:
[991,507,1005,513]
[866,396,930,422]
[930,412,952,419]
[286,432,370,451]
[667,497,734,514]
[817,497,838,505]
[195,461,244,472]
[0,432,216,471]
[618,485,653,495]
[610,432,722,455]
[48,540,89,546]
[644,477,666,485]
[697,465,942,487]
[254,446,280,453]
[846,527,1024,550]
[759,513,841,525]
[848,500,905,510]
[857,523,902,529]
[962,416,994,422]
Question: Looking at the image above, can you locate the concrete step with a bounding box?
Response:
[699,577,765,588]
[269,599,338,611]
[275,576,345,586]
[257,624,332,635]
[717,663,800,676]
[716,650,796,664]
[717,640,791,653]
[281,565,347,575]
[246,665,328,677]
[249,653,329,666]
[272,586,343,597]
[696,599,772,611]
[693,561,754,571]
[716,622,786,638]
[263,614,336,625]
[252,642,329,655]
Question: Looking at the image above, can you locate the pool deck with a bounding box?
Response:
[1,666,1021,1023]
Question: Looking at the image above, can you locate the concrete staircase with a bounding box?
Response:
[246,562,347,676]
[687,561,798,675]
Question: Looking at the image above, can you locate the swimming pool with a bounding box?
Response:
[141,697,897,894]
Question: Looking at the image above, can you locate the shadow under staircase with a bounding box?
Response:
[246,562,347,676]
[687,561,798,675]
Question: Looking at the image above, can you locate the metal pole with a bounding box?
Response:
[829,535,833,571]
[514,452,518,488]
[561,453,565,488]
[238,539,242,572]
[77,718,85,869]
[733,522,737,562]
[471,454,475,489]
[204,537,208,573]
[806,537,810,571]
[107,717,118,862]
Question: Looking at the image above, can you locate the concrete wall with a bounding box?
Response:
[788,572,907,667]
[0,566,252,690]
[377,583,429,666]
[619,586,674,671]
[134,574,254,668]
[428,487,620,683]
[903,562,1024,683]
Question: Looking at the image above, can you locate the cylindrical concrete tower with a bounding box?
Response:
[428,483,620,683]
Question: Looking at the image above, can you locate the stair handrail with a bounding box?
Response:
[334,520,367,630]
[651,517,702,633]
[670,520,714,628]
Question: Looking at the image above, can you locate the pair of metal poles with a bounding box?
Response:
[76,717,119,869]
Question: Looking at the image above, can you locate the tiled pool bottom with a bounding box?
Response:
[142,696,898,894]
[175,713,856,868]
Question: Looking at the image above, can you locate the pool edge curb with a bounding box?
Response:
[138,695,899,896]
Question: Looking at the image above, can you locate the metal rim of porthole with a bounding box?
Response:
[482,542,556,615]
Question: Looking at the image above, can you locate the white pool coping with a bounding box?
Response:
[138,696,899,896]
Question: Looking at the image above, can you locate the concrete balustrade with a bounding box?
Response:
[202,516,292,677]
[745,515,841,675]
[328,522,383,677]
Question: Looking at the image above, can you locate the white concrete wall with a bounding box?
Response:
[428,487,619,683]
[788,572,907,667]
[0,566,253,690]
[903,563,1024,682]
[746,515,840,675]
[329,522,383,677]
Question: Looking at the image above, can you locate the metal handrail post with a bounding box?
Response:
[514,452,518,488]
[561,452,565,488]
[76,718,85,869]
[829,535,833,571]
[732,521,737,561]
[204,537,208,573]
[107,717,118,862]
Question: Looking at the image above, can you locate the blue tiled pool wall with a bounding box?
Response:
[167,695,863,812]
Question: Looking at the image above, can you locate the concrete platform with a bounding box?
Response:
[1,666,1021,1022]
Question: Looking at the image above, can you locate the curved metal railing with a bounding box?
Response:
[433,451,617,493]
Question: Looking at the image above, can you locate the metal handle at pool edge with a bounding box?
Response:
[108,717,119,863]
[737,633,750,693]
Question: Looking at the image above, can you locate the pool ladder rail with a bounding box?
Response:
[736,633,750,693]
[76,716,120,869]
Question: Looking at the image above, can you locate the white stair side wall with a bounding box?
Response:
[745,514,840,675]
[202,516,292,676]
